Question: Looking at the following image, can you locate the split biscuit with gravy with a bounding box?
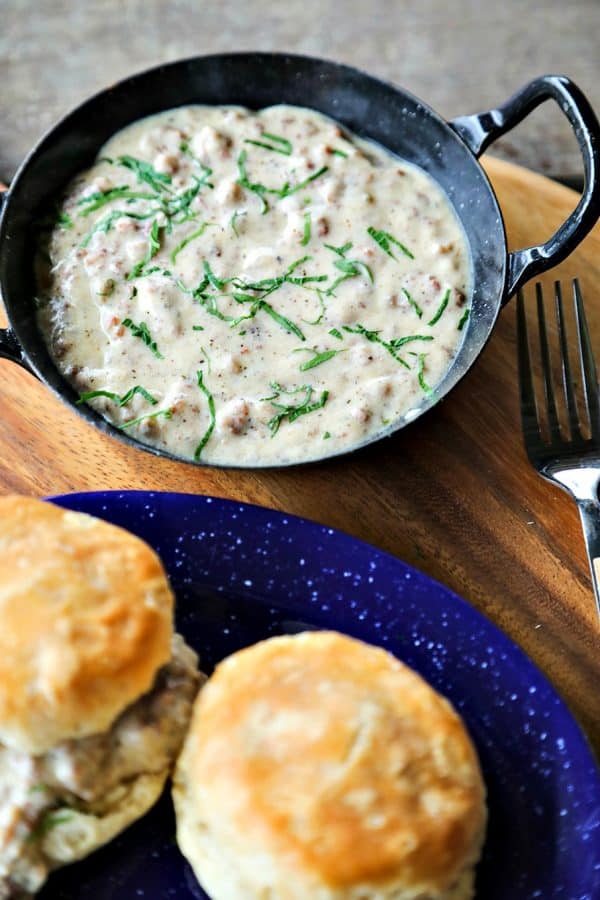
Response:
[173,630,487,900]
[0,495,202,897]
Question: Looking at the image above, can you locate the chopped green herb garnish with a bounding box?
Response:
[324,243,373,295]
[323,431,331,439]
[236,150,328,213]
[35,206,74,232]
[128,220,163,280]
[343,323,412,368]
[77,186,157,216]
[230,291,258,305]
[162,170,213,224]
[301,212,311,246]
[29,783,50,794]
[261,382,308,403]
[427,288,451,326]
[280,166,329,197]
[178,142,214,178]
[179,141,205,167]
[230,209,247,237]
[233,255,327,291]
[77,385,157,407]
[199,346,212,374]
[122,317,163,359]
[80,145,214,234]
[120,408,173,429]
[260,131,292,150]
[401,287,422,318]
[175,257,323,337]
[236,149,270,214]
[295,348,345,371]
[244,131,293,156]
[333,257,373,281]
[191,287,237,324]
[265,382,329,435]
[80,161,212,243]
[259,300,306,340]
[192,325,205,331]
[457,307,470,331]
[26,812,74,844]
[330,148,348,158]
[329,328,343,340]
[324,242,353,257]
[388,334,434,348]
[194,369,216,459]
[230,256,325,336]
[302,288,326,326]
[170,222,214,263]
[367,226,414,260]
[141,266,171,277]
[203,260,227,290]
[115,155,173,193]
[80,209,154,248]
[417,353,434,397]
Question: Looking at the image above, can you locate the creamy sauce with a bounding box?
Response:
[36,105,471,465]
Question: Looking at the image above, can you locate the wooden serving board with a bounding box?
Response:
[1,157,599,747]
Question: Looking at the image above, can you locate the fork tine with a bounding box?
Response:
[536,283,562,443]
[555,280,582,441]
[516,288,542,447]
[572,278,600,440]
[519,281,600,622]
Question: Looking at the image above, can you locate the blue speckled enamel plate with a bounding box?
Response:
[42,491,600,900]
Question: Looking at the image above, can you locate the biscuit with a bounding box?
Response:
[0,496,173,754]
[173,631,487,899]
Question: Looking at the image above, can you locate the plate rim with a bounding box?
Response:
[49,489,600,774]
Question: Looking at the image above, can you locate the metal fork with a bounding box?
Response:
[517,279,600,620]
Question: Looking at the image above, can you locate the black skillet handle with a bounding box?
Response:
[0,327,27,366]
[449,75,600,301]
[0,188,31,370]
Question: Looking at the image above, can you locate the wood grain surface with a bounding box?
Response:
[1,156,599,748]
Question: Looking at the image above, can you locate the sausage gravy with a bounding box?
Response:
[36,105,471,465]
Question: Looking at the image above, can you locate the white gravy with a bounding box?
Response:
[36,105,471,465]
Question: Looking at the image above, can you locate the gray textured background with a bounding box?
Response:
[1,0,598,182]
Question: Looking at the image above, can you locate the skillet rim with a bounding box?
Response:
[0,51,508,469]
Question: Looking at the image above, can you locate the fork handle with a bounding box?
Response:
[450,75,600,299]
[575,498,600,620]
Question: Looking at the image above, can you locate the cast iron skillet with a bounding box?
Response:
[0,53,599,467]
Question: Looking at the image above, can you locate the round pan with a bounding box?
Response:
[0,53,599,468]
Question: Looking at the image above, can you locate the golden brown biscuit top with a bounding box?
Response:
[0,496,174,754]
[184,631,486,893]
